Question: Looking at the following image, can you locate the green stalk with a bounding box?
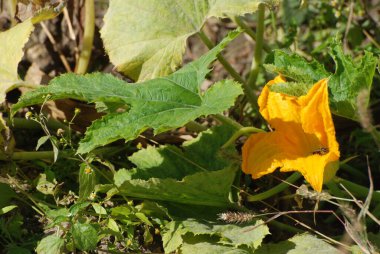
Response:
[197,30,244,84]
[197,31,258,108]
[222,126,265,149]
[233,16,270,52]
[0,151,64,161]
[247,172,302,202]
[213,114,243,130]
[7,0,17,26]
[333,177,380,202]
[75,0,95,74]
[185,121,208,132]
[247,4,265,90]
[5,117,70,132]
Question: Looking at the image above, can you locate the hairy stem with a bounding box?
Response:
[247,172,302,202]
[247,4,265,90]
[214,114,243,130]
[222,126,265,149]
[234,16,270,52]
[75,0,95,74]
[198,30,258,108]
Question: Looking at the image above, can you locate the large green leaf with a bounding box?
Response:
[162,218,270,253]
[12,31,243,154]
[181,241,251,254]
[101,0,279,81]
[328,39,377,120]
[115,166,236,206]
[254,233,340,254]
[264,49,329,85]
[264,40,377,120]
[114,125,237,207]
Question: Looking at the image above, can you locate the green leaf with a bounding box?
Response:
[162,218,269,253]
[36,136,50,151]
[78,164,97,201]
[114,125,237,206]
[264,49,329,86]
[0,183,16,208]
[0,205,17,215]
[116,166,236,206]
[6,245,31,254]
[263,40,378,121]
[101,0,278,81]
[12,32,243,154]
[328,39,377,120]
[36,235,65,254]
[92,203,107,215]
[181,241,251,254]
[71,223,98,251]
[0,19,34,104]
[254,233,340,254]
[68,201,91,216]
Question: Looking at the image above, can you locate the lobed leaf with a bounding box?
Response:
[162,218,270,253]
[12,31,243,153]
[101,0,279,81]
[0,6,65,104]
[264,39,378,121]
[0,20,34,104]
[114,125,237,207]
[328,39,377,120]
[254,233,340,254]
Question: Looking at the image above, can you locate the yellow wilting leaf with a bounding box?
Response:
[0,19,34,104]
[242,76,340,192]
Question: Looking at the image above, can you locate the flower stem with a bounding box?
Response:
[5,117,70,132]
[222,126,265,149]
[0,151,67,161]
[75,0,95,74]
[333,177,380,202]
[185,121,208,132]
[197,30,258,108]
[247,4,265,90]
[213,114,243,130]
[247,172,302,202]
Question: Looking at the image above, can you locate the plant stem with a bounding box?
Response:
[0,151,64,161]
[197,30,244,83]
[213,114,243,130]
[75,0,95,74]
[197,30,258,108]
[185,121,208,132]
[222,126,265,149]
[247,172,302,202]
[7,0,17,26]
[5,117,70,132]
[333,177,380,202]
[233,16,270,52]
[247,4,265,90]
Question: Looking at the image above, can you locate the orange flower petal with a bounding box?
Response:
[242,76,340,192]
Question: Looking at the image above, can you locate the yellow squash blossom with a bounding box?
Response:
[242,76,340,192]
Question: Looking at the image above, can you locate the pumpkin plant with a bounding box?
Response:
[0,0,379,253]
